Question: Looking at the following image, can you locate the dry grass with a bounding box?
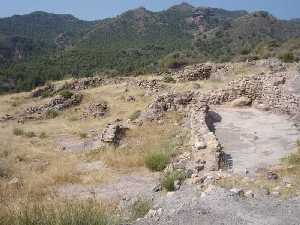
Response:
[0,80,189,213]
[86,112,188,170]
[0,198,120,225]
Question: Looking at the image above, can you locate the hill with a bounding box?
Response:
[0,3,299,93]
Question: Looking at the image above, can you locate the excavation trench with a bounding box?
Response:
[212,107,300,174]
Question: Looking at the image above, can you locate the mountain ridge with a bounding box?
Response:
[0,3,299,93]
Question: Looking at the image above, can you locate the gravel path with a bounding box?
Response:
[135,185,300,225]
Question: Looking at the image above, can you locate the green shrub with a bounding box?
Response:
[59,90,73,99]
[13,128,24,136]
[162,76,176,83]
[130,198,151,220]
[279,52,298,63]
[129,110,141,121]
[144,151,169,172]
[45,109,59,119]
[162,171,187,192]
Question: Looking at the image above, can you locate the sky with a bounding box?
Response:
[0,0,299,20]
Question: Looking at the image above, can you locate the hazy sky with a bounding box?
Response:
[0,0,299,20]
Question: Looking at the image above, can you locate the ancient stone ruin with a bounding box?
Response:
[81,102,109,119]
[100,120,128,146]
[23,92,83,121]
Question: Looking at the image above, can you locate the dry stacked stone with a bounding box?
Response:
[31,84,54,98]
[81,102,109,119]
[175,64,212,81]
[24,92,83,120]
[142,92,194,120]
[100,120,128,145]
[200,72,299,115]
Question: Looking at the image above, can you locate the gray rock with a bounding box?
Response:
[231,97,252,107]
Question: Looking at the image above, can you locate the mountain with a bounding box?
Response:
[0,11,94,67]
[0,3,299,93]
[194,11,300,61]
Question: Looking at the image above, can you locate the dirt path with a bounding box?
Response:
[213,107,300,174]
[57,171,159,201]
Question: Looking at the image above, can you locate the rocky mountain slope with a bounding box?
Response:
[0,3,300,93]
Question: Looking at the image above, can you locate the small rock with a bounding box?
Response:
[230,188,245,197]
[231,97,251,107]
[267,171,279,180]
[145,208,163,219]
[261,187,271,195]
[200,192,206,198]
[271,191,280,197]
[167,192,175,198]
[127,96,136,102]
[191,176,202,185]
[7,177,21,188]
[195,141,207,150]
[195,164,205,172]
[245,190,254,198]
[273,186,281,191]
[174,180,181,191]
[286,183,292,188]
[152,184,162,192]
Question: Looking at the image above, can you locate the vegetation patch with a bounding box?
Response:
[279,52,299,63]
[144,151,169,172]
[59,90,74,99]
[130,198,152,220]
[162,76,176,83]
[0,200,119,225]
[45,109,59,119]
[162,170,187,192]
[13,128,24,136]
[282,141,300,165]
[13,128,36,138]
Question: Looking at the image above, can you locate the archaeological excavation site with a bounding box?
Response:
[1,58,300,225]
[1,2,300,225]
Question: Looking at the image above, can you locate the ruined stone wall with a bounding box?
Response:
[200,72,299,115]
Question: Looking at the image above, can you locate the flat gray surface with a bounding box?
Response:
[135,185,300,225]
[214,107,300,174]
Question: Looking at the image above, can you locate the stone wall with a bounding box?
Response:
[198,72,299,116]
